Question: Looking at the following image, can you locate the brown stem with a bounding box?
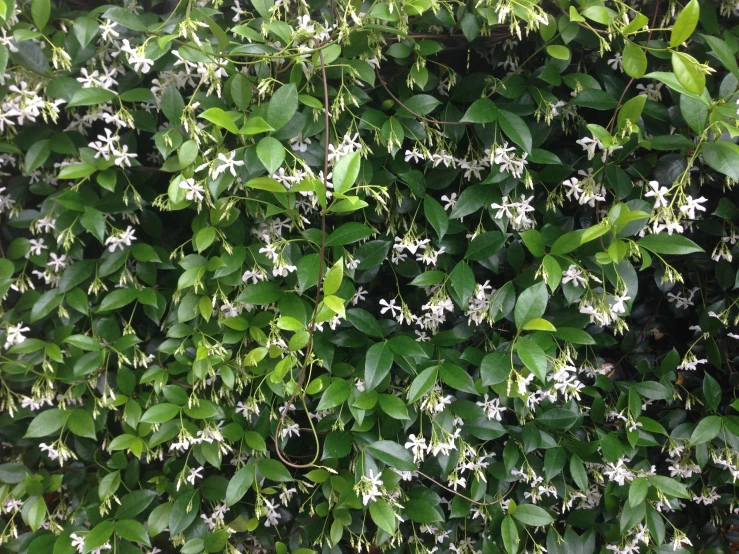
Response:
[273,48,331,470]
[374,67,463,126]
[596,0,662,222]
[417,470,514,506]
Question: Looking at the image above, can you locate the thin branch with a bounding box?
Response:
[273,48,331,470]
[374,67,464,126]
[417,470,515,506]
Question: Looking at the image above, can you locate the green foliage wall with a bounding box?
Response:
[1,0,739,552]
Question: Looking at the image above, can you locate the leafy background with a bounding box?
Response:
[0,0,739,553]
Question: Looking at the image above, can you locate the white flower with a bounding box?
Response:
[180,178,205,201]
[4,323,30,350]
[214,151,245,177]
[404,434,427,463]
[576,136,602,160]
[603,457,635,486]
[405,149,423,163]
[47,253,68,273]
[105,226,137,252]
[611,293,631,314]
[379,298,401,317]
[70,533,85,554]
[476,394,507,421]
[562,265,588,288]
[186,466,204,485]
[112,144,138,167]
[679,195,707,220]
[28,238,47,257]
[636,82,663,101]
[441,193,457,210]
[644,180,670,208]
[607,52,623,72]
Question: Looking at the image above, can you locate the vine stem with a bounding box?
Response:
[273,49,331,470]
[374,67,463,126]
[596,0,662,222]
[416,470,514,506]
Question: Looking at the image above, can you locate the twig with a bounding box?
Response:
[273,49,331,470]
[374,67,463,126]
[417,470,514,506]
[596,0,661,220]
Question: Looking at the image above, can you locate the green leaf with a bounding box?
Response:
[554,327,595,345]
[622,41,647,78]
[23,496,46,532]
[450,184,491,219]
[378,394,410,419]
[439,363,477,394]
[538,407,578,429]
[617,94,647,129]
[73,17,99,48]
[235,282,282,304]
[702,141,739,181]
[481,352,512,386]
[670,0,699,46]
[521,318,556,332]
[333,151,361,194]
[84,521,115,553]
[365,342,394,391]
[99,288,140,312]
[258,458,293,482]
[629,478,649,507]
[511,504,554,526]
[267,84,298,131]
[514,281,548,329]
[497,110,532,153]
[25,140,50,172]
[501,515,519,554]
[257,136,286,174]
[226,464,255,506]
[115,490,158,520]
[316,379,351,410]
[326,223,373,246]
[68,409,96,440]
[408,366,438,403]
[0,463,31,484]
[460,98,498,123]
[369,499,396,534]
[703,372,721,412]
[465,232,506,260]
[637,234,704,255]
[449,261,475,307]
[399,94,441,116]
[516,336,548,383]
[367,440,416,471]
[701,34,739,77]
[570,455,588,490]
[24,409,67,438]
[81,207,105,244]
[647,475,691,499]
[690,415,722,444]
[102,7,147,31]
[115,520,150,547]
[546,45,570,60]
[671,52,704,95]
[162,85,185,123]
[644,71,708,104]
[140,403,181,424]
[424,196,449,239]
[31,0,50,30]
[169,491,199,536]
[68,88,116,107]
[199,108,240,134]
